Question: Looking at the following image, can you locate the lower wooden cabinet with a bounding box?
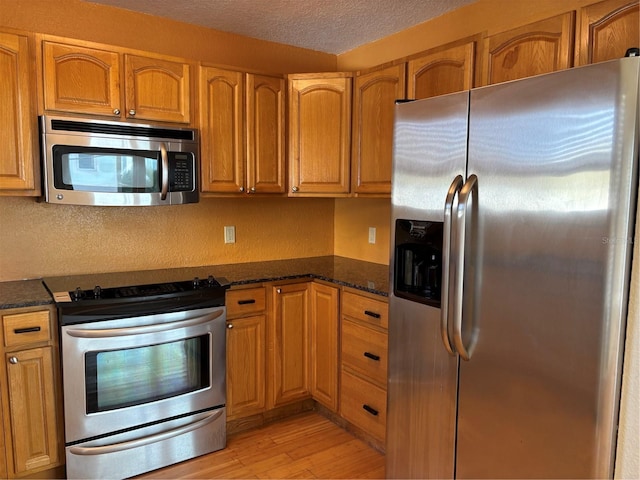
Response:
[269,282,310,407]
[225,287,267,420]
[309,282,339,412]
[339,290,389,444]
[0,306,63,479]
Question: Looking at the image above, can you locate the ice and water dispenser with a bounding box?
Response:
[393,220,443,308]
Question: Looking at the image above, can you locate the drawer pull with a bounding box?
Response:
[362,404,379,416]
[14,326,41,334]
[237,299,256,305]
[364,310,381,319]
[364,351,380,361]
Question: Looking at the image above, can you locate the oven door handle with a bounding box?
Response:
[64,309,224,338]
[68,408,223,456]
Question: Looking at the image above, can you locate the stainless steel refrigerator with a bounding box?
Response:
[386,57,639,479]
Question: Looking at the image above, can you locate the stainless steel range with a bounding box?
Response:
[43,271,229,479]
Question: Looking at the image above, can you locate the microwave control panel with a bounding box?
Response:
[170,152,195,192]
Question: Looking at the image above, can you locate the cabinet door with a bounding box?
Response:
[246,74,286,194]
[576,0,639,65]
[309,283,339,411]
[352,64,405,195]
[199,66,245,193]
[288,74,352,195]
[42,41,121,117]
[270,283,310,407]
[226,314,266,420]
[0,31,37,193]
[5,347,60,476]
[408,39,476,100]
[482,12,575,85]
[125,54,191,124]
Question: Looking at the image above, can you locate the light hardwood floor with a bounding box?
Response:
[135,412,385,479]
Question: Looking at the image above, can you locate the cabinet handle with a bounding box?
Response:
[8,357,18,365]
[14,326,41,334]
[276,288,282,294]
[113,108,121,115]
[362,404,378,416]
[363,351,380,361]
[227,323,233,329]
[237,299,256,305]
[129,109,136,116]
[364,310,381,319]
[291,186,299,193]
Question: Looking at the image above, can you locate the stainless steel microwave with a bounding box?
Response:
[40,115,199,206]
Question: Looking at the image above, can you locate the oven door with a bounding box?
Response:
[60,306,225,444]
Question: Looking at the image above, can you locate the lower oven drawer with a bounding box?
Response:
[340,370,387,442]
[65,407,226,479]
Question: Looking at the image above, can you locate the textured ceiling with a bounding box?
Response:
[84,0,476,54]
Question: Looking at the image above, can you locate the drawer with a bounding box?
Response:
[341,319,387,387]
[340,370,386,442]
[3,310,51,347]
[341,291,388,330]
[226,287,266,318]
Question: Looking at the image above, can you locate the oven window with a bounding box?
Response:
[85,335,210,413]
[53,145,160,193]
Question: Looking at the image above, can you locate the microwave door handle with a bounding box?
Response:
[160,142,169,201]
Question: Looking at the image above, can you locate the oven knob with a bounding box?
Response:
[193,277,200,288]
[73,287,83,300]
[93,286,102,298]
[207,275,216,286]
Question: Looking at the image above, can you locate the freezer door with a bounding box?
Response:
[387,92,469,478]
[457,58,639,478]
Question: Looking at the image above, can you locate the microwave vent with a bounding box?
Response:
[49,119,195,141]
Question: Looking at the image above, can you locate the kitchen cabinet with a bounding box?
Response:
[287,73,352,196]
[225,287,267,420]
[339,290,388,445]
[0,30,39,195]
[407,37,478,99]
[200,68,285,195]
[42,37,192,124]
[309,282,339,412]
[0,307,63,479]
[481,12,575,85]
[576,0,639,66]
[269,282,310,407]
[351,64,405,196]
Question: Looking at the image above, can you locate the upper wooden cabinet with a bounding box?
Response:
[482,12,575,85]
[246,74,286,194]
[199,66,245,193]
[0,30,38,195]
[288,73,352,196]
[407,38,478,100]
[42,38,192,124]
[576,0,639,66]
[200,68,285,195]
[351,64,405,196]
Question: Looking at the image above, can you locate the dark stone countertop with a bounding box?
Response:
[1,256,390,310]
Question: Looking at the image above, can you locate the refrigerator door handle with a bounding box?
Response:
[453,174,479,361]
[441,175,464,355]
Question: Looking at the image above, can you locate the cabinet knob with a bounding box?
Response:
[227,323,233,329]
[129,109,136,116]
[8,357,18,365]
[291,186,299,193]
[249,187,256,193]
[113,108,121,115]
[276,288,282,294]
[239,186,244,192]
